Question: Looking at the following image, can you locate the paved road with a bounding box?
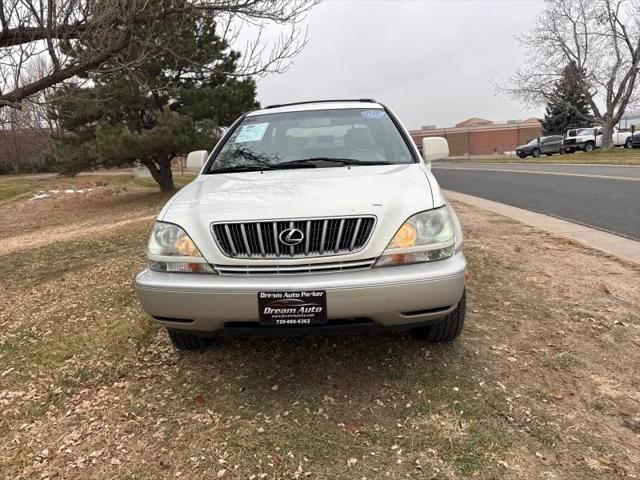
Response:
[432,163,640,240]
[433,163,640,179]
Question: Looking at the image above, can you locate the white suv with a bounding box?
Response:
[135,100,466,350]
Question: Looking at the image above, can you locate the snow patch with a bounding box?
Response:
[31,188,93,200]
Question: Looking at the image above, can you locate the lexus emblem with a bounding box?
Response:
[279,228,304,246]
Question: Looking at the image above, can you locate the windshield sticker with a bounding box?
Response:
[360,110,387,120]
[234,122,269,143]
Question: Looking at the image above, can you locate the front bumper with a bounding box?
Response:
[135,251,466,334]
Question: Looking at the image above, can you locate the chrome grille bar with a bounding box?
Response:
[319,219,328,255]
[224,224,237,256]
[350,218,362,250]
[334,218,345,253]
[289,221,295,257]
[272,222,280,257]
[256,223,266,256]
[240,224,251,257]
[216,258,376,275]
[304,220,311,255]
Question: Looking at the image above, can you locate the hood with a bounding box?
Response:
[160,164,438,263]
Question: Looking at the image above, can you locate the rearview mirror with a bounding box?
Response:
[422,137,449,164]
[186,150,208,173]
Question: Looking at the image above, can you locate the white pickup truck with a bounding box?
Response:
[562,126,633,152]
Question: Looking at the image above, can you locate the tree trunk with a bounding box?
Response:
[142,155,176,192]
[157,160,176,193]
[600,115,614,150]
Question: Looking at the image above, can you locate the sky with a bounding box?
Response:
[256,0,546,130]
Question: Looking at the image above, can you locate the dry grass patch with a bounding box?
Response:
[0,172,195,208]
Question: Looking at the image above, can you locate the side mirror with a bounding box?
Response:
[422,137,449,165]
[186,150,208,173]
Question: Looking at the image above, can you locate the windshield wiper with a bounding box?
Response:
[209,163,317,174]
[209,157,393,174]
[279,157,395,167]
[209,165,279,174]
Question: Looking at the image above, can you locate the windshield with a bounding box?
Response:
[207,108,415,172]
[577,128,594,135]
[527,138,539,146]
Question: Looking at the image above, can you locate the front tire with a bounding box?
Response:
[584,142,594,152]
[414,290,466,343]
[167,329,212,350]
[532,148,540,158]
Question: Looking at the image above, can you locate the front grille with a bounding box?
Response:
[215,258,376,275]
[212,217,376,259]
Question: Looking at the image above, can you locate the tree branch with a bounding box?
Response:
[0,31,131,108]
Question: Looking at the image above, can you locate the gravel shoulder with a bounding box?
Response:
[1,187,639,479]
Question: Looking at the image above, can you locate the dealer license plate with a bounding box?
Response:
[258,291,327,326]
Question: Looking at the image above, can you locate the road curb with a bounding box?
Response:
[445,190,640,264]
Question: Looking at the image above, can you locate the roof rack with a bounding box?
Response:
[264,99,377,109]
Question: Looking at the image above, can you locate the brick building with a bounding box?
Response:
[0,128,52,173]
[410,117,542,156]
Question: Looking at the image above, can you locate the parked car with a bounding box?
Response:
[136,99,467,350]
[516,135,564,158]
[631,133,640,148]
[563,126,633,152]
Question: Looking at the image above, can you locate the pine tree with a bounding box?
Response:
[49,13,259,192]
[541,62,594,136]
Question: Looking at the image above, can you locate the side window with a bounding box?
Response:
[567,130,576,137]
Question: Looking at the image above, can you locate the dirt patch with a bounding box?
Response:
[0,186,162,238]
[0,183,171,255]
[1,213,155,255]
[0,198,639,479]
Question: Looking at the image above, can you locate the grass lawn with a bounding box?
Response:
[0,171,195,206]
[441,147,640,165]
[1,177,639,479]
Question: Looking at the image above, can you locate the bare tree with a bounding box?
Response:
[0,0,316,110]
[503,0,640,148]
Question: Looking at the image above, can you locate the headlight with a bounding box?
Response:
[374,206,460,267]
[147,222,216,273]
